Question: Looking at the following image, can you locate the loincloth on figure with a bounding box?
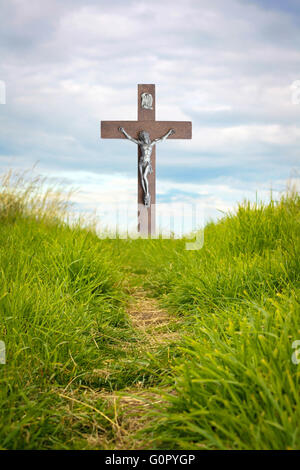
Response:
[139,156,153,174]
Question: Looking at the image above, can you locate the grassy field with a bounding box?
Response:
[0,170,299,449]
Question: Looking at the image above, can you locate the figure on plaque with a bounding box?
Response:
[141,92,153,110]
[118,127,175,207]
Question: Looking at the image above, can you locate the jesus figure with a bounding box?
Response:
[118,127,175,207]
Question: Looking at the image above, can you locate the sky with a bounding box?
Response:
[0,0,299,232]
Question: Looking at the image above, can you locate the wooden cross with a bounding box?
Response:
[100,84,192,236]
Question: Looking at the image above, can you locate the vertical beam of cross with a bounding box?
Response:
[137,84,155,235]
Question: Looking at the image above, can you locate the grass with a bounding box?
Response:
[0,171,170,449]
[0,170,299,449]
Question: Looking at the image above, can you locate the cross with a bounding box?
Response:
[100,84,192,236]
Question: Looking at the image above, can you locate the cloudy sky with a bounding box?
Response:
[0,0,299,231]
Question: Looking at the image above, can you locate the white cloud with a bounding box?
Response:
[0,0,299,227]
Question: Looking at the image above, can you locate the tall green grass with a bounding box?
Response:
[137,192,300,449]
[0,171,167,449]
[1,170,299,449]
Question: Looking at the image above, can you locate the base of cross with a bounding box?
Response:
[101,84,192,237]
[138,203,155,237]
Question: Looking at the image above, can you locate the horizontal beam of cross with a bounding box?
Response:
[101,121,192,139]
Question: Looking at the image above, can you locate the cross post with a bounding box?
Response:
[101,84,192,236]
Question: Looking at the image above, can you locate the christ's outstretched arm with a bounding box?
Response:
[119,127,140,144]
[152,129,175,145]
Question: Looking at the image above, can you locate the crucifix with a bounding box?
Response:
[101,84,192,236]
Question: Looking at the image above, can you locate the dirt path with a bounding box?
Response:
[66,284,179,449]
[98,286,179,449]
[127,287,179,344]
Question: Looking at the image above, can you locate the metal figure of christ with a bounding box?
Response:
[118,127,175,207]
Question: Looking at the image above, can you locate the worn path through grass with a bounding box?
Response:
[80,275,182,450]
[3,170,298,450]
